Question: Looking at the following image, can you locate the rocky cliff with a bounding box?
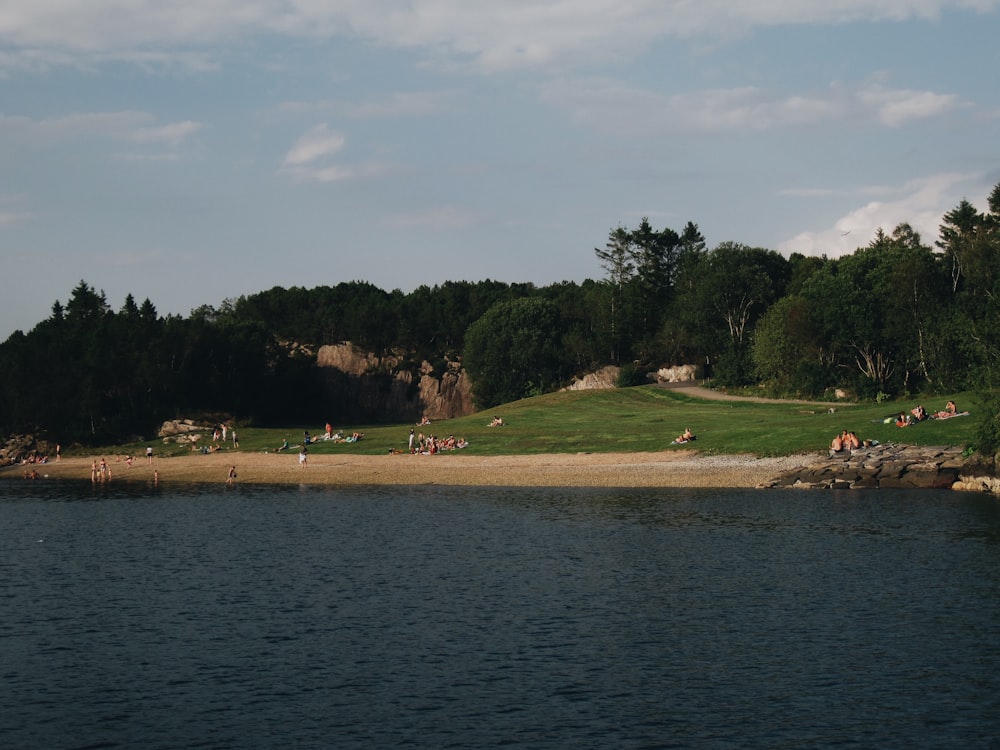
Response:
[316,343,474,423]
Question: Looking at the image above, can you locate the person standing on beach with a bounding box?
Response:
[227,465,237,485]
[408,428,415,453]
[299,446,308,466]
[146,446,153,464]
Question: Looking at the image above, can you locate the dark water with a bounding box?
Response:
[2,481,999,749]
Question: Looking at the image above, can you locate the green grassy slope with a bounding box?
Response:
[103,386,979,460]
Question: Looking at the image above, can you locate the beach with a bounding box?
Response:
[2,450,819,488]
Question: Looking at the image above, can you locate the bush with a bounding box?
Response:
[974,389,1000,456]
[616,363,645,388]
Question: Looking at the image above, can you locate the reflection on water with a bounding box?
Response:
[1,481,999,748]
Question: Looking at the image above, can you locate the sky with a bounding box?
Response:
[2,1,1000,339]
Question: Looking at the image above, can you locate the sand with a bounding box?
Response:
[3,450,819,488]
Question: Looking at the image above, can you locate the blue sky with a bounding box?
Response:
[2,1,999,339]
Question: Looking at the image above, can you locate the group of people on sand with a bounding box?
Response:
[405,430,468,454]
[276,426,364,453]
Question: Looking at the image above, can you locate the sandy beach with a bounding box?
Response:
[2,450,819,488]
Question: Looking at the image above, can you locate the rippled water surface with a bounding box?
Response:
[2,480,999,748]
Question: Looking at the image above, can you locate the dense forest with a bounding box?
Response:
[3,183,1000,448]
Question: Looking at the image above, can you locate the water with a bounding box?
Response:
[2,480,999,749]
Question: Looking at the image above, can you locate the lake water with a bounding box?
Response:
[2,480,999,749]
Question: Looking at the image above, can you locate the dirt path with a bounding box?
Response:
[658,380,841,407]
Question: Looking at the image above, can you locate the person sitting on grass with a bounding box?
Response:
[672,428,695,445]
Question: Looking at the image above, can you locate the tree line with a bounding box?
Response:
[3,183,1000,447]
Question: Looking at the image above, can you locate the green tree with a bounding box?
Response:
[463,298,568,409]
[675,242,790,384]
[937,198,981,293]
[594,226,635,363]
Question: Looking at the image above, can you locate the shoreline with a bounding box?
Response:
[0,450,820,489]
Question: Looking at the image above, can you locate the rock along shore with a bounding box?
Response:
[764,442,988,491]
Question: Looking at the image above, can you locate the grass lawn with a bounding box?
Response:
[94,386,981,460]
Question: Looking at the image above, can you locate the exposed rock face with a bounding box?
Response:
[654,364,701,383]
[1,434,54,465]
[316,343,473,422]
[564,366,620,391]
[316,344,382,375]
[766,443,968,490]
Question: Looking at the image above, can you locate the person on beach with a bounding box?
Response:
[146,446,154,464]
[408,428,416,453]
[299,447,308,466]
[227,465,237,485]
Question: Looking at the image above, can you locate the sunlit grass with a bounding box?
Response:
[96,386,980,460]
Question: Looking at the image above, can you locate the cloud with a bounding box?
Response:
[0,111,204,150]
[858,76,963,126]
[283,124,346,166]
[2,1,998,72]
[777,172,985,257]
[281,160,390,183]
[541,76,962,136]
[0,210,31,227]
[130,120,202,145]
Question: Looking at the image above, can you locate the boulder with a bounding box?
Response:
[158,419,213,438]
[564,366,620,391]
[654,364,701,383]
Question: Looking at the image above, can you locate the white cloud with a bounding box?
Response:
[540,76,961,136]
[778,173,985,257]
[0,111,204,149]
[130,120,202,145]
[0,210,30,227]
[283,124,346,166]
[858,80,962,127]
[281,160,389,183]
[2,1,998,72]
